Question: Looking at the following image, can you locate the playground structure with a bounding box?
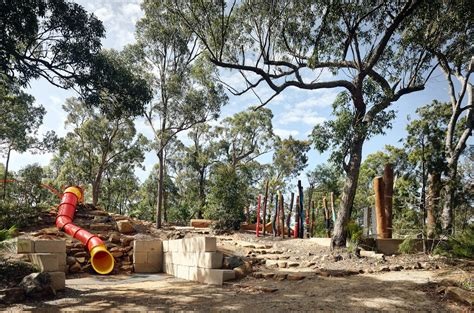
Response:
[55,186,114,275]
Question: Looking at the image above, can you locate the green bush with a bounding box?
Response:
[205,164,246,231]
[346,220,363,243]
[398,237,416,254]
[434,225,474,259]
[0,225,17,242]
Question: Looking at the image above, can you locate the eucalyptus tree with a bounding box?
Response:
[131,0,227,228]
[269,136,310,192]
[215,107,275,168]
[407,1,473,233]
[0,0,104,87]
[56,98,147,206]
[404,101,450,237]
[168,0,440,247]
[0,79,57,199]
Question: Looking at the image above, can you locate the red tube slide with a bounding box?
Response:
[56,186,114,275]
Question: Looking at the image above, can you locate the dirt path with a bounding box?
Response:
[5,270,456,312]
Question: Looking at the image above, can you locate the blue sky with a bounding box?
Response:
[8,0,472,185]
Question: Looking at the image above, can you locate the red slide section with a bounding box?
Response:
[56,186,114,274]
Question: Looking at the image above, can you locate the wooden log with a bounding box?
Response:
[262,180,269,236]
[272,194,278,237]
[383,164,394,238]
[374,176,387,239]
[310,200,315,236]
[190,219,213,228]
[279,192,285,238]
[297,180,304,238]
[256,194,261,237]
[294,195,300,238]
[287,192,294,237]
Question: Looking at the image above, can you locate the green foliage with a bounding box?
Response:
[346,220,363,243]
[398,238,416,254]
[205,164,246,231]
[54,98,147,206]
[0,0,104,87]
[0,225,16,243]
[216,107,274,167]
[307,163,343,196]
[434,226,474,259]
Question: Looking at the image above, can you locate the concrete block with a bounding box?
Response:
[53,253,67,267]
[147,252,162,266]
[30,253,60,272]
[196,268,235,285]
[16,238,34,254]
[165,252,223,269]
[34,240,66,253]
[167,237,216,253]
[133,262,161,273]
[133,240,162,253]
[183,237,216,253]
[133,252,147,264]
[48,271,66,291]
[175,265,190,280]
[163,241,169,252]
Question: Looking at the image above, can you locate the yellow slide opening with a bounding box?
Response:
[90,245,115,275]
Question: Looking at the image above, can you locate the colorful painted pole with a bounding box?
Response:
[272,193,279,237]
[294,195,300,238]
[298,180,304,238]
[383,164,394,238]
[279,192,285,238]
[262,180,269,236]
[310,200,315,236]
[256,194,261,237]
[287,192,294,237]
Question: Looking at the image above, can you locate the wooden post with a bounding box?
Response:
[287,192,294,237]
[383,164,394,238]
[279,192,285,238]
[330,192,336,223]
[297,180,304,238]
[256,194,261,237]
[272,193,278,237]
[310,200,315,236]
[294,195,300,238]
[306,187,313,237]
[262,180,269,236]
[374,176,387,239]
[323,196,330,238]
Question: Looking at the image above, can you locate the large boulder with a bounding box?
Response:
[223,256,244,269]
[19,273,56,299]
[116,220,134,234]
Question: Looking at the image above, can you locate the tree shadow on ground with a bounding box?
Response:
[1,272,454,312]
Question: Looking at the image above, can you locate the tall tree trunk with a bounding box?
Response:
[197,169,206,219]
[92,169,103,207]
[156,151,164,228]
[426,172,441,238]
[441,162,457,234]
[163,190,168,223]
[2,146,11,200]
[331,134,365,248]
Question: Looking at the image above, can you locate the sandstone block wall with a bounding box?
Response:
[15,238,66,290]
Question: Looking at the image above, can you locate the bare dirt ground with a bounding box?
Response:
[3,270,464,312]
[1,208,471,311]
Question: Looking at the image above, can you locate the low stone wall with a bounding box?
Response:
[133,237,235,285]
[15,238,66,290]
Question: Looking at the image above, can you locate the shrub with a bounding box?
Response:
[205,164,246,231]
[346,220,363,243]
[434,225,474,259]
[398,237,416,254]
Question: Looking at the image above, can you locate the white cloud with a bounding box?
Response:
[94,7,114,23]
[274,128,299,138]
[278,109,327,126]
